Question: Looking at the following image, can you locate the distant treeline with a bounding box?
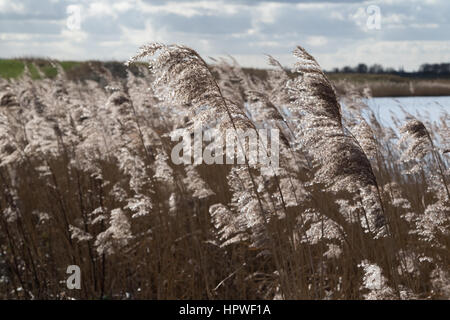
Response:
[329,62,450,78]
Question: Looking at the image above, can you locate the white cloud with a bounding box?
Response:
[60,28,88,43]
[0,0,449,70]
[315,39,450,71]
[255,2,283,24]
[87,2,116,17]
[0,0,25,13]
[139,0,241,18]
[113,1,134,13]
[306,36,328,47]
[0,33,32,41]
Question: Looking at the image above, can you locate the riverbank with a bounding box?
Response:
[328,72,450,97]
[2,59,450,97]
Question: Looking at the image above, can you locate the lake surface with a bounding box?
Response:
[365,96,450,128]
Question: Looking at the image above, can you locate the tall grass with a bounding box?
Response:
[0,43,448,300]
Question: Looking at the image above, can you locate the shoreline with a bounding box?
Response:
[2,59,450,97]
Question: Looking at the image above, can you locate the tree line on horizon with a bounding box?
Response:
[328,62,450,77]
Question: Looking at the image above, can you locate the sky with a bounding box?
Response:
[0,0,449,71]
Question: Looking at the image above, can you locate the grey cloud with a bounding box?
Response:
[1,0,449,69]
[0,0,67,20]
[82,17,122,35]
[0,20,61,34]
[255,7,364,39]
[151,12,252,34]
[381,25,450,41]
[143,0,364,4]
[118,10,146,30]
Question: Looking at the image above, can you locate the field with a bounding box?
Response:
[3,58,450,97]
[0,44,449,299]
[328,73,450,97]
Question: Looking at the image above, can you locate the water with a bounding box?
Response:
[366,96,450,128]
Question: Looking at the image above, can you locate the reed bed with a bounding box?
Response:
[0,43,448,300]
[331,77,450,97]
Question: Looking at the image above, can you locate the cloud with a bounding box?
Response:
[0,0,449,70]
[0,0,67,20]
[306,36,328,47]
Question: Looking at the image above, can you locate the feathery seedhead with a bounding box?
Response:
[289,44,385,234]
[127,43,253,132]
[401,119,429,140]
[399,119,432,161]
